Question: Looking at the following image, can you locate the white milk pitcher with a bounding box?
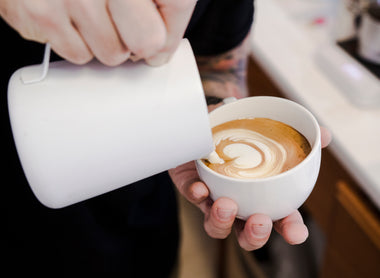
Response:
[8,39,214,208]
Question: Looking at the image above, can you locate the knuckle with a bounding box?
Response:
[204,223,228,239]
[239,237,264,251]
[27,4,58,31]
[242,243,262,252]
[245,235,267,251]
[96,49,129,66]
[133,32,166,58]
[97,56,122,67]
[187,182,208,203]
[130,47,145,58]
[203,218,230,239]
[71,55,92,65]
[77,52,93,64]
[65,48,93,65]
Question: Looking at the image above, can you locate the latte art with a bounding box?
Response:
[203,118,311,179]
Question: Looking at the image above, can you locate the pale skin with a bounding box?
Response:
[0,0,198,66]
[170,36,332,250]
[1,0,332,252]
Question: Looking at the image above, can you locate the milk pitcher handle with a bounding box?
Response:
[21,43,51,85]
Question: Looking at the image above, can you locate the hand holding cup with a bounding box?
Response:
[170,96,331,250]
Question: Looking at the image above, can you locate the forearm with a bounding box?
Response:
[195,34,250,100]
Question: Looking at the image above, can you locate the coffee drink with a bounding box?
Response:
[203,118,311,179]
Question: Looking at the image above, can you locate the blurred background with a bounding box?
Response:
[176,0,380,277]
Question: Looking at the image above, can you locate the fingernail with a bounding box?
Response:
[146,53,171,67]
[130,53,141,62]
[114,51,132,64]
[216,208,235,221]
[251,224,271,238]
[192,185,208,200]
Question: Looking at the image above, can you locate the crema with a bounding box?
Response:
[203,118,311,179]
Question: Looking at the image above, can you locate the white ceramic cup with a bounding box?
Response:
[196,96,321,221]
[8,39,214,208]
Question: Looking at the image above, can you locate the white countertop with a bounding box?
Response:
[250,0,380,209]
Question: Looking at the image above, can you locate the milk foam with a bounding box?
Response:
[211,129,287,178]
[223,143,262,168]
[204,118,311,179]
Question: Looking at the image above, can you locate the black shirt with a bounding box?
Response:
[187,0,254,55]
[1,0,254,276]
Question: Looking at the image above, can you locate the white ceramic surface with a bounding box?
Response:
[196,96,321,221]
[251,0,380,210]
[8,39,214,208]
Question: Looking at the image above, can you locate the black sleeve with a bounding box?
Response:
[185,0,255,56]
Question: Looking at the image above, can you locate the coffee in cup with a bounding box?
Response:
[203,118,311,179]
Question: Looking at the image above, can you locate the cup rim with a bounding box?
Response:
[196,96,321,183]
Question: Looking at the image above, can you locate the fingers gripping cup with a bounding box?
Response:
[196,96,321,221]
